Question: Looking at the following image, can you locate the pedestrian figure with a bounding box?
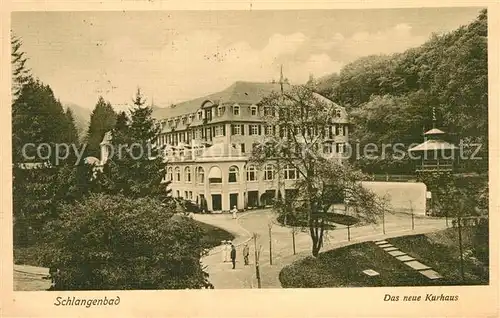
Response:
[230,244,237,269]
[221,240,229,262]
[232,205,238,219]
[243,243,250,265]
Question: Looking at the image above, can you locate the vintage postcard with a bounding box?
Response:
[1,1,498,317]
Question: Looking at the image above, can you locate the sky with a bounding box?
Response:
[12,8,484,111]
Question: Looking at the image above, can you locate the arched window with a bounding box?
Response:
[246,165,257,181]
[185,166,192,183]
[174,167,181,182]
[167,167,173,181]
[228,165,239,183]
[264,164,275,181]
[336,109,342,117]
[196,166,205,184]
[208,166,222,184]
[284,164,297,180]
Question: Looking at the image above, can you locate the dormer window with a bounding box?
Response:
[205,109,212,121]
[250,105,258,116]
[182,116,187,125]
[233,104,240,116]
[175,118,180,127]
[217,106,225,116]
[169,120,174,127]
[197,110,203,120]
[336,109,342,118]
[264,106,272,116]
[188,114,194,124]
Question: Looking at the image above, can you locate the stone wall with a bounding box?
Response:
[361,181,427,215]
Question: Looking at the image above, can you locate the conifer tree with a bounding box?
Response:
[11,33,31,102]
[64,108,80,145]
[99,88,170,200]
[85,96,116,158]
[12,79,68,163]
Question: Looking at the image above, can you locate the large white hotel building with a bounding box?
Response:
[102,81,349,212]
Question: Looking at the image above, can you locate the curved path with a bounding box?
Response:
[194,210,448,289]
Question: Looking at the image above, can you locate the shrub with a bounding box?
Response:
[44,193,212,290]
[472,218,489,264]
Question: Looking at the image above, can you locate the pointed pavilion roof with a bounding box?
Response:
[409,139,458,152]
[424,128,446,135]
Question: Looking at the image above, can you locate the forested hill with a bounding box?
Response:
[317,9,487,173]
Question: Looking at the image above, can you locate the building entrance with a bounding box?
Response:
[212,194,222,211]
[248,191,259,207]
[229,193,238,209]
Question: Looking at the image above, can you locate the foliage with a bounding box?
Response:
[97,89,170,200]
[12,78,77,163]
[252,84,387,256]
[11,33,31,102]
[417,171,487,217]
[318,10,488,174]
[43,194,213,290]
[12,162,98,247]
[63,108,80,144]
[85,96,117,158]
[472,218,489,264]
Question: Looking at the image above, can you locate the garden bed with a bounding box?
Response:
[279,228,488,288]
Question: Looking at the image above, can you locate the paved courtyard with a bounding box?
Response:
[195,209,448,289]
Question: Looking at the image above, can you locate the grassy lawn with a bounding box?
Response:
[387,228,488,285]
[277,212,358,230]
[197,221,235,249]
[325,213,359,226]
[280,228,488,288]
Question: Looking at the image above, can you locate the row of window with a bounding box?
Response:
[162,142,346,162]
[156,123,348,146]
[166,164,298,184]
[176,190,194,200]
[160,104,345,131]
[161,105,284,130]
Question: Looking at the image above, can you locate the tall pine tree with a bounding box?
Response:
[99,89,169,200]
[64,108,80,145]
[11,33,31,102]
[12,79,69,163]
[85,96,116,158]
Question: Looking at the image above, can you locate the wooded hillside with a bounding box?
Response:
[317,9,487,174]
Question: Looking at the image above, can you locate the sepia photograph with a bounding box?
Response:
[9,6,491,298]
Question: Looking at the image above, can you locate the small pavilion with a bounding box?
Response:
[409,127,458,172]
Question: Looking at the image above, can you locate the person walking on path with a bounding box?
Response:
[243,243,250,265]
[222,241,230,262]
[230,244,237,269]
[231,206,238,219]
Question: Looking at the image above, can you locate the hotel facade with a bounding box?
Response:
[102,81,350,212]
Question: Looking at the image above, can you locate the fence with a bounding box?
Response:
[367,174,417,182]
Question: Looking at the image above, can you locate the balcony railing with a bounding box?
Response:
[416,159,454,171]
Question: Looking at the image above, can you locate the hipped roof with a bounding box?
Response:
[152,81,291,119]
[409,139,458,152]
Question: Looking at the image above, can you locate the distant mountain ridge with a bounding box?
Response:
[63,102,91,141]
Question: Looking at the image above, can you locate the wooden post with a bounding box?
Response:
[292,229,296,255]
[253,233,261,288]
[268,222,273,265]
[410,200,414,230]
[347,225,351,241]
[382,210,386,235]
[411,211,415,230]
[457,216,465,282]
